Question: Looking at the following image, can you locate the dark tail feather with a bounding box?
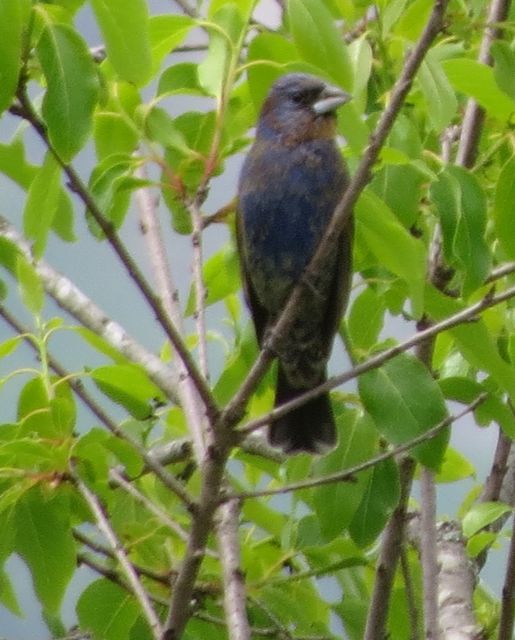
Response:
[269,366,336,454]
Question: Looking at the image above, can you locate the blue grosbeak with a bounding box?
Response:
[237,73,352,454]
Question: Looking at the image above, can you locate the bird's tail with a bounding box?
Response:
[269,365,336,454]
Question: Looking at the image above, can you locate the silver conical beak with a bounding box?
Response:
[313,84,352,115]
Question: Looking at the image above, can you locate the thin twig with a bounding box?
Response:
[190,199,210,383]
[74,529,171,585]
[109,468,191,543]
[72,469,164,639]
[163,449,228,639]
[486,262,515,284]
[228,394,487,501]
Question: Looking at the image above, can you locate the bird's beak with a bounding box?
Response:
[313,84,352,115]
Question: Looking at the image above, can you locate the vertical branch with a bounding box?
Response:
[414,123,459,640]
[400,548,422,640]
[455,0,512,168]
[216,499,251,640]
[498,514,515,640]
[190,198,210,382]
[436,522,482,639]
[135,164,207,462]
[364,457,416,640]
[420,469,439,640]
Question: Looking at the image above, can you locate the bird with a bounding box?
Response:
[237,73,353,454]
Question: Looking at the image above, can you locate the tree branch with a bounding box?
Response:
[364,458,416,640]
[12,92,218,422]
[455,0,512,168]
[498,514,515,640]
[135,164,207,464]
[238,284,515,437]
[216,499,251,640]
[229,394,487,501]
[435,522,483,639]
[72,468,164,639]
[0,216,180,403]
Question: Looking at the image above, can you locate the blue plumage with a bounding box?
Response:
[237,74,353,454]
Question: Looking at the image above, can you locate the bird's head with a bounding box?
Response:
[257,73,351,144]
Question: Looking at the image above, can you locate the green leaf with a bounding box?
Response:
[462,501,512,538]
[288,0,353,90]
[0,567,21,616]
[0,136,38,189]
[313,408,376,540]
[430,165,490,295]
[434,446,475,483]
[149,15,194,70]
[186,244,240,314]
[16,256,44,316]
[467,531,498,558]
[160,181,192,235]
[0,0,30,114]
[494,155,515,260]
[90,0,152,86]
[371,115,425,227]
[0,336,21,360]
[491,41,515,102]
[198,4,244,98]
[347,286,385,352]
[17,376,54,436]
[443,58,515,122]
[77,579,139,640]
[35,15,100,161]
[425,286,515,406]
[88,153,138,232]
[23,152,61,258]
[14,488,75,614]
[356,190,426,317]
[157,62,203,97]
[91,364,165,420]
[246,32,298,111]
[418,50,458,131]
[359,352,449,469]
[394,0,432,40]
[349,458,400,547]
[381,0,409,36]
[94,113,139,160]
[142,106,190,154]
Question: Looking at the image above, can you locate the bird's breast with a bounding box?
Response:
[238,140,347,313]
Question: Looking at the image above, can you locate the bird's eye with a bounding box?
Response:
[291,90,307,104]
